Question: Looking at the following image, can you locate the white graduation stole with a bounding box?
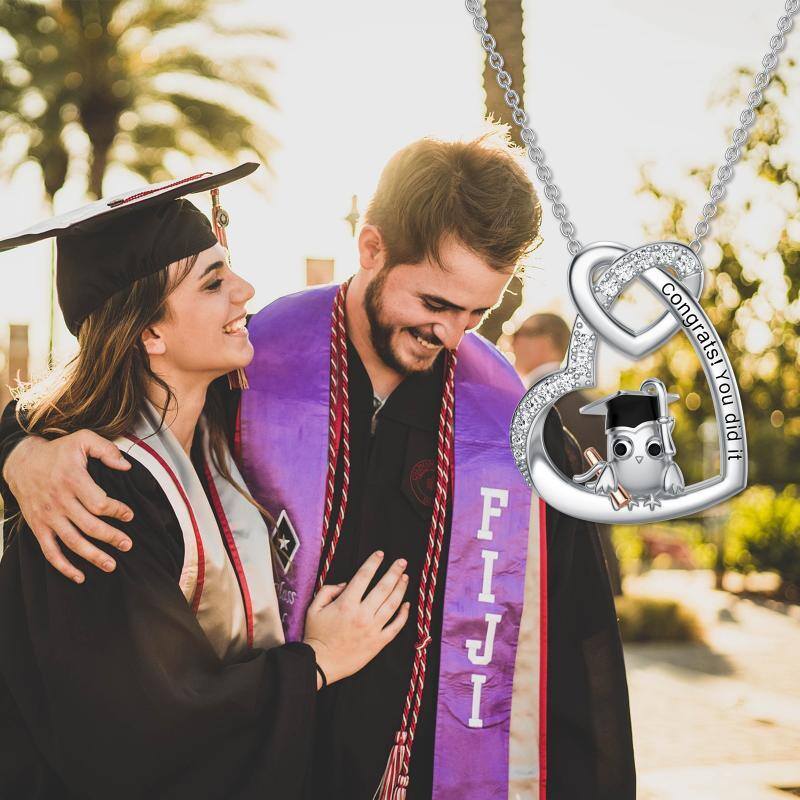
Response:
[115,405,284,660]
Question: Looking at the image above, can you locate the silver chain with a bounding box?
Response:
[465,0,798,257]
[690,0,798,252]
[464,0,583,255]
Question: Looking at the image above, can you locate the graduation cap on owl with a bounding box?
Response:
[577,379,685,501]
[579,385,680,433]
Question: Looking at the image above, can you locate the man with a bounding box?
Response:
[511,313,623,595]
[0,133,635,799]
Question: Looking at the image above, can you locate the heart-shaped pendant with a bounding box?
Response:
[569,242,704,360]
[509,248,747,524]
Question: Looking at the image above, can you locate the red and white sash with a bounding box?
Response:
[115,405,284,660]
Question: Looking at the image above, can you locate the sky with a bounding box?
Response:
[0,0,797,381]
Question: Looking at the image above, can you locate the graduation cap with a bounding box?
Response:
[0,162,258,336]
[580,388,680,431]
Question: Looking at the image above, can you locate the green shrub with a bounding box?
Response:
[615,595,703,643]
[725,484,800,590]
[611,525,644,574]
[612,520,716,574]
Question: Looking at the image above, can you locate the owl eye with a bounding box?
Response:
[611,437,632,459]
[646,439,664,458]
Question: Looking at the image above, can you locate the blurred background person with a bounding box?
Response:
[511,312,623,595]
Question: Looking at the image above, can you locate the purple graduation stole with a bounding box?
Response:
[239,284,543,798]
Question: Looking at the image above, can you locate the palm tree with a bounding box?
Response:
[477,0,526,345]
[475,2,625,593]
[0,0,280,199]
[0,0,281,359]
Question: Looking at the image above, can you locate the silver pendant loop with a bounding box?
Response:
[569,242,704,359]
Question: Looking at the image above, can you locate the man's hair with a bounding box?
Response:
[514,313,571,356]
[365,129,541,273]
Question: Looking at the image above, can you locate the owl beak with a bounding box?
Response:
[635,456,643,463]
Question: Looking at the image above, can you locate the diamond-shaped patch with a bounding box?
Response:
[271,509,300,573]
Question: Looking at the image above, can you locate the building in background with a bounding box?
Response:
[305,258,335,286]
[0,325,28,410]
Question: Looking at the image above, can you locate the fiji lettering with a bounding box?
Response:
[467,485,507,728]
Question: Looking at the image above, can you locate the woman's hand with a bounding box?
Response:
[303,551,410,689]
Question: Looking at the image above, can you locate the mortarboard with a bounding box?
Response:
[0,162,258,336]
[580,388,679,431]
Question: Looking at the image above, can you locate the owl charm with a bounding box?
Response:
[572,378,685,511]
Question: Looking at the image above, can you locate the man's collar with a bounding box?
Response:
[347,339,444,432]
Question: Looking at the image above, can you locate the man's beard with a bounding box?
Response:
[363,269,441,376]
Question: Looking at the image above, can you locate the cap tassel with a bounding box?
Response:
[373,730,410,800]
[227,367,249,391]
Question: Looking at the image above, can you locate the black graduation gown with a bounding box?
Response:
[0,356,636,800]
[545,417,637,799]
[295,346,635,800]
[0,440,317,800]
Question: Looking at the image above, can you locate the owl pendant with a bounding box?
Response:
[573,378,685,510]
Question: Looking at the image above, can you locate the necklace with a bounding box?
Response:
[466,0,798,524]
[317,281,458,799]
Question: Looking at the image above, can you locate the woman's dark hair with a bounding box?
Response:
[15,255,271,526]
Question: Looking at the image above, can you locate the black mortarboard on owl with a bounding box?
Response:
[579,389,678,432]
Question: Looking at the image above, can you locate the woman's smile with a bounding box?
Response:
[223,314,248,336]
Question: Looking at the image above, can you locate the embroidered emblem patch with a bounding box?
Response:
[410,458,436,508]
[271,509,300,573]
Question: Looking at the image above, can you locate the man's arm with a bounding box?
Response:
[0,400,135,583]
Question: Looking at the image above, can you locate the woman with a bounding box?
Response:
[0,166,410,799]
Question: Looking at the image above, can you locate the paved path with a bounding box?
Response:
[623,570,800,799]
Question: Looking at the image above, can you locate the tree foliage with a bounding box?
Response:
[0,0,281,201]
[725,484,800,592]
[624,60,799,487]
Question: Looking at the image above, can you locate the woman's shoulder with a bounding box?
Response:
[85,453,185,573]
[86,450,169,511]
